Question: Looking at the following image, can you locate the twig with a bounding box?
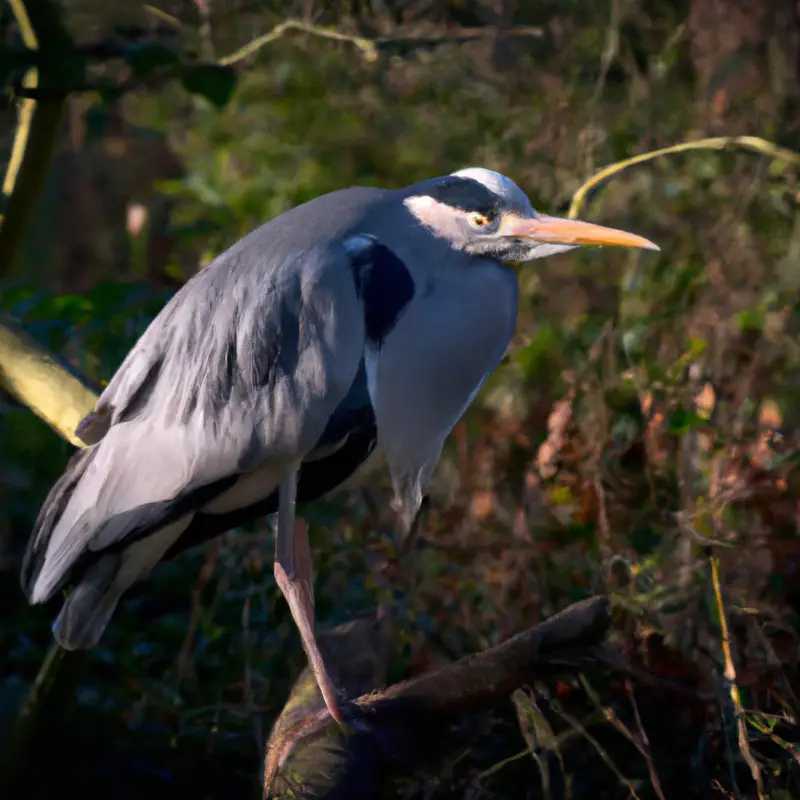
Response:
[176,537,221,680]
[677,513,736,549]
[0,642,67,787]
[373,26,544,50]
[568,136,800,220]
[2,1,37,202]
[580,674,666,800]
[218,19,545,67]
[2,642,63,746]
[142,4,182,29]
[476,747,535,780]
[0,0,74,277]
[626,680,666,800]
[512,687,562,800]
[590,0,624,108]
[549,690,642,800]
[709,553,766,800]
[4,21,546,101]
[219,18,379,65]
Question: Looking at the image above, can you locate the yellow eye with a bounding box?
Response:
[467,212,491,228]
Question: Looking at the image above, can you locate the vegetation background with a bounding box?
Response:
[1,0,799,798]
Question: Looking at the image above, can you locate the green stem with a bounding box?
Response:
[0,0,76,278]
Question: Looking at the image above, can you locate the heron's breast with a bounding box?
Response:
[369,261,518,446]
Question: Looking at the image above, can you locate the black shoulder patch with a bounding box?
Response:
[348,238,415,348]
[423,176,501,216]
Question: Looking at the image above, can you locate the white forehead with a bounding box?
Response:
[450,167,533,214]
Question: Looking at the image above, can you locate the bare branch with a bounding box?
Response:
[218,19,545,67]
[709,554,766,800]
[219,18,379,65]
[568,136,800,220]
[0,0,75,277]
[0,314,97,446]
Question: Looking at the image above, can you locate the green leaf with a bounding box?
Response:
[666,407,705,434]
[687,335,708,357]
[735,306,765,332]
[125,42,179,78]
[604,384,640,413]
[513,689,559,752]
[181,65,237,109]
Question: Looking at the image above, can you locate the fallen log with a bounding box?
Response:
[264,595,615,799]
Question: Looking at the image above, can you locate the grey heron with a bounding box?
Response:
[21,167,658,724]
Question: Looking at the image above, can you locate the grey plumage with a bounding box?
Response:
[24,187,382,645]
[362,241,518,530]
[21,168,658,723]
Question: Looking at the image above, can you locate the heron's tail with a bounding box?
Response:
[51,515,191,649]
[20,442,127,650]
[20,447,97,601]
[51,553,123,649]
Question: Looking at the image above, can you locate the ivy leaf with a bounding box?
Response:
[666,407,705,434]
[125,42,179,79]
[735,307,765,332]
[181,64,237,109]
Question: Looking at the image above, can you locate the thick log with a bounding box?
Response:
[264,595,613,799]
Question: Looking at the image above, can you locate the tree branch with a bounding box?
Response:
[217,19,545,67]
[0,0,77,277]
[0,3,96,442]
[568,135,800,220]
[0,313,97,446]
[264,597,614,799]
[218,19,378,65]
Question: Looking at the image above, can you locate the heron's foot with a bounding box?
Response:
[274,518,346,727]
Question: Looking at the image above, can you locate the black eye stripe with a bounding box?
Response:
[424,176,502,216]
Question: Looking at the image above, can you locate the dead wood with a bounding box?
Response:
[264,595,615,799]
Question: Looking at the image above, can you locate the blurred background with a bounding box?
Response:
[1,0,800,798]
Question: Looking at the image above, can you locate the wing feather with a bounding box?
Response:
[25,239,365,604]
[161,359,378,560]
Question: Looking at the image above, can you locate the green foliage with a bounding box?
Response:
[180,65,237,109]
[665,407,706,434]
[3,1,800,797]
[125,42,180,79]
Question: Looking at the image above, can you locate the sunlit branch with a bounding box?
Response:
[568,135,800,219]
[0,0,73,277]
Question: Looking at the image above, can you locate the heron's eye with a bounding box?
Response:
[467,212,492,229]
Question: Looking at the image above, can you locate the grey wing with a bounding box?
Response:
[164,357,378,560]
[22,241,365,605]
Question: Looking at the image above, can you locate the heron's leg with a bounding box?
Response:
[274,471,344,725]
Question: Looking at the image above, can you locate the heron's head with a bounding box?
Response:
[403,167,659,263]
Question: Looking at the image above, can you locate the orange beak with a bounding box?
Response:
[500,213,660,252]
